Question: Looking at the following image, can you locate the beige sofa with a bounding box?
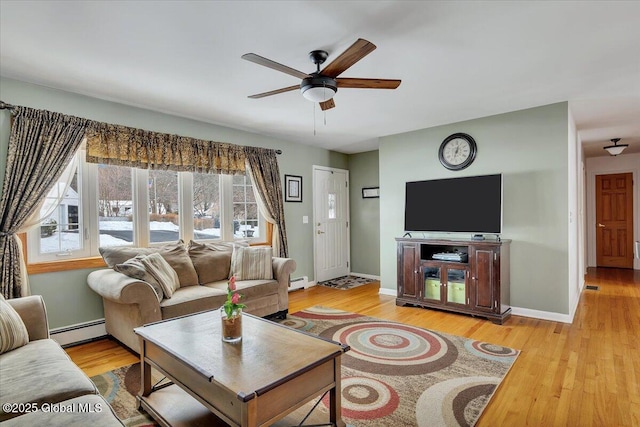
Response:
[0,295,123,426]
[88,240,296,353]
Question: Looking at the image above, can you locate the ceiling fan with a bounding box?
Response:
[241,38,401,111]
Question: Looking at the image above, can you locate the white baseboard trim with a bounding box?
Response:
[289,276,316,291]
[510,307,573,324]
[350,272,381,281]
[378,288,396,297]
[50,319,107,347]
[376,289,573,323]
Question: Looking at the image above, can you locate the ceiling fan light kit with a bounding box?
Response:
[242,39,401,111]
[603,138,628,156]
[300,76,337,102]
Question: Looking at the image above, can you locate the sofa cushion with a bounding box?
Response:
[188,240,233,284]
[99,245,156,268]
[159,286,226,319]
[0,394,124,426]
[205,279,280,300]
[0,339,98,421]
[100,241,199,288]
[0,295,29,354]
[158,241,199,287]
[140,253,180,298]
[230,246,273,280]
[114,256,164,302]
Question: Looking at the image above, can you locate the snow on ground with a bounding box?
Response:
[39,221,258,253]
[99,220,180,231]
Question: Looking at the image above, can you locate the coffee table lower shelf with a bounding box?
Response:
[138,384,334,427]
[138,384,226,427]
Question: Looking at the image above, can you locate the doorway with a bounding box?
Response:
[595,173,634,268]
[313,166,349,282]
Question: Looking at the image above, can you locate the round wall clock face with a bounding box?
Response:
[438,133,477,170]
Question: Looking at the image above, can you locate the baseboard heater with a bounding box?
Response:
[289,276,310,291]
[50,319,107,348]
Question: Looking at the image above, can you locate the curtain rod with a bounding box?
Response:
[0,101,16,110]
[0,100,282,154]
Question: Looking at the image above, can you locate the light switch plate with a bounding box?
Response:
[302,216,309,224]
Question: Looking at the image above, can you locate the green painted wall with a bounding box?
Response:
[379,103,570,314]
[348,150,380,276]
[0,77,347,328]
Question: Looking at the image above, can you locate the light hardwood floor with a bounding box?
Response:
[66,267,640,426]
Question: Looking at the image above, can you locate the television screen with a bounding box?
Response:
[404,174,502,233]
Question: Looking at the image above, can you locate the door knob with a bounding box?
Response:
[598,223,605,228]
[317,230,325,234]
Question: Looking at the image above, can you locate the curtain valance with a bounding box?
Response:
[85,122,246,175]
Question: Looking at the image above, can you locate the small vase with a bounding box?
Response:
[221,307,242,343]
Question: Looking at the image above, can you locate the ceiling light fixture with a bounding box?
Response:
[603,138,628,156]
[300,74,337,102]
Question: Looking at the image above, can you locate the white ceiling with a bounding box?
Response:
[1,1,639,157]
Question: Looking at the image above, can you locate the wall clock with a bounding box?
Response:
[438,133,477,171]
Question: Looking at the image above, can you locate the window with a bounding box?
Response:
[98,164,133,248]
[148,169,179,244]
[34,160,85,259]
[233,175,261,239]
[193,172,221,241]
[27,151,265,263]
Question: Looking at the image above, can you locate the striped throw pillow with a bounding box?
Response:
[0,295,30,354]
[139,253,180,299]
[231,246,273,281]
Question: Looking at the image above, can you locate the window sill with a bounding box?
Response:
[27,257,107,275]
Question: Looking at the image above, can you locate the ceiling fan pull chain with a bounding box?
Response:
[313,103,316,136]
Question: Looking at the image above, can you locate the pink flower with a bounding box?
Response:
[231,292,241,304]
[229,276,236,291]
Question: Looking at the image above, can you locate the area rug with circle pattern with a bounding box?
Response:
[280,306,519,427]
[91,306,519,427]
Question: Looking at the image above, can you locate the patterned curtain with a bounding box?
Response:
[85,122,246,174]
[244,147,288,257]
[0,107,89,298]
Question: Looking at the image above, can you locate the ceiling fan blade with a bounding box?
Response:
[241,53,309,80]
[337,78,401,89]
[248,85,299,99]
[319,99,335,111]
[320,38,377,78]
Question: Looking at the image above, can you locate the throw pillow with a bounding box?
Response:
[100,241,199,288]
[230,246,273,281]
[157,241,199,287]
[114,257,165,302]
[0,295,30,354]
[139,253,180,299]
[99,246,157,268]
[188,241,232,284]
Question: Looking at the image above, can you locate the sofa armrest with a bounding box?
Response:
[87,269,162,325]
[272,257,297,286]
[7,295,49,341]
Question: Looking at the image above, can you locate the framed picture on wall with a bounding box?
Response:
[285,175,302,202]
[362,187,380,198]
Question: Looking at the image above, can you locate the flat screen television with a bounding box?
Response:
[404,174,502,233]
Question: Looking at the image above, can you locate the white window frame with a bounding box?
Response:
[27,152,265,263]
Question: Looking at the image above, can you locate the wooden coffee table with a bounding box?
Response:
[134,310,349,427]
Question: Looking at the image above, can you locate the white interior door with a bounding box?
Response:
[313,166,349,282]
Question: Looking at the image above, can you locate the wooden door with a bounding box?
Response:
[596,173,634,268]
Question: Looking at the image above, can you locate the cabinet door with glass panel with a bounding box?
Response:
[420,262,469,307]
